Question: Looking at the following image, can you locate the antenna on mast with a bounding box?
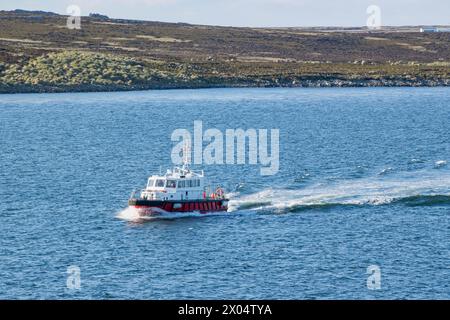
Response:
[183,141,191,170]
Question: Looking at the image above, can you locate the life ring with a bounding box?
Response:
[216,187,224,198]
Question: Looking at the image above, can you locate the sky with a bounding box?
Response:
[1,0,449,27]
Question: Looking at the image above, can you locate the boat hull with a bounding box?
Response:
[128,198,229,216]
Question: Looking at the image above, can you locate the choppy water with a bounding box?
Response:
[0,87,449,299]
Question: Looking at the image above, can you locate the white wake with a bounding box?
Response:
[228,168,450,212]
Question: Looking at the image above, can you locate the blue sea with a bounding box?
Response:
[0,87,449,299]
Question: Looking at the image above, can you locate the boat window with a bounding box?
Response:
[147,179,155,188]
[186,180,192,188]
[166,180,176,188]
[178,180,185,188]
[155,179,166,187]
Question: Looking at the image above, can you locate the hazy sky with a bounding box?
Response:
[1,0,449,27]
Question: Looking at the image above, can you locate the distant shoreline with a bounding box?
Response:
[1,79,450,94]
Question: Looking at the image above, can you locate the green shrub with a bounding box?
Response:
[0,51,161,86]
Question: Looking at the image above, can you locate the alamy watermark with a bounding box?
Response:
[171,121,279,176]
[66,5,81,30]
[366,5,382,30]
[66,265,81,290]
[367,264,381,290]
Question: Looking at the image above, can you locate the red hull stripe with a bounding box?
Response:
[134,200,227,213]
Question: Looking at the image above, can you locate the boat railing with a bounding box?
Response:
[130,187,227,201]
[206,194,226,200]
[205,186,227,200]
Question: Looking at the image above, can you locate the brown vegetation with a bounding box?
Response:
[0,10,449,93]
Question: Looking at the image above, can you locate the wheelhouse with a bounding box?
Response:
[139,165,221,201]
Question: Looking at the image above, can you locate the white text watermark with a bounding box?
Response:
[367,264,381,290]
[366,5,382,30]
[66,265,81,290]
[66,5,81,30]
[171,121,279,176]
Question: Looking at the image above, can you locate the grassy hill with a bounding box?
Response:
[1,10,449,93]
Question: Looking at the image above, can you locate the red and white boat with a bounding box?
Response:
[128,163,228,217]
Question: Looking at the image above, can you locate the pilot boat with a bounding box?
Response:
[128,163,228,216]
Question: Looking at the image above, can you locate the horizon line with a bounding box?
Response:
[2,8,450,29]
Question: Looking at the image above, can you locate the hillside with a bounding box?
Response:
[1,9,450,93]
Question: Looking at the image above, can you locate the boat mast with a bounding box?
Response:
[182,141,190,172]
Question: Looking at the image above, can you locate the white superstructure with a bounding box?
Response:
[139,165,210,201]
